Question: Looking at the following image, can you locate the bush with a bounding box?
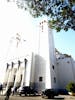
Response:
[66,82,75,93]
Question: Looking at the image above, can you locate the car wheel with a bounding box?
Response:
[33,92,36,96]
[41,94,44,98]
[48,95,54,99]
[25,93,27,96]
[19,94,21,96]
[51,95,54,99]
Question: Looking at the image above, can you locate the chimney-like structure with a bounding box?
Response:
[6,62,17,87]
[13,60,23,88]
[20,55,32,88]
[20,58,27,87]
[3,63,10,88]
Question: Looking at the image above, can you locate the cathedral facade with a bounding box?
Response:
[3,18,58,94]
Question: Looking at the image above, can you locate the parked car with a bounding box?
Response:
[58,89,68,95]
[17,86,37,96]
[42,89,59,99]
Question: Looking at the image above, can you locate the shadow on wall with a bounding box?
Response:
[35,55,46,71]
[33,54,46,92]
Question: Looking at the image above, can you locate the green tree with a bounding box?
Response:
[8,0,75,32]
[66,82,75,93]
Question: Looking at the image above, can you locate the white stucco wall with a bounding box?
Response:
[3,68,10,84]
[7,68,17,83]
[57,56,75,89]
[14,66,23,87]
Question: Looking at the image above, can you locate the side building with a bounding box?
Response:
[56,49,75,89]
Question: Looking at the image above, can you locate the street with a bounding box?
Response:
[0,95,75,100]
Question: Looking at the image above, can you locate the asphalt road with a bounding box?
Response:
[0,95,75,100]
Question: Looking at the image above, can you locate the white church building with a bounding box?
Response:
[3,18,75,93]
[3,18,58,93]
[2,1,75,94]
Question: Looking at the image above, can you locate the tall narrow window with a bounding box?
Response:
[21,74,22,82]
[54,77,56,83]
[14,75,15,81]
[52,65,54,70]
[39,77,43,82]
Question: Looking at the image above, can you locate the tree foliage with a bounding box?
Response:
[66,82,75,93]
[8,0,75,32]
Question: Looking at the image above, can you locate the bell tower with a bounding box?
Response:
[30,17,58,92]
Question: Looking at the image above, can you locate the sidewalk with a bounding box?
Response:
[0,95,75,100]
[58,95,75,99]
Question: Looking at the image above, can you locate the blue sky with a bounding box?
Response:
[53,29,75,59]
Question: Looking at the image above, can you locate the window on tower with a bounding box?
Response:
[54,77,56,83]
[39,77,43,82]
[52,65,54,70]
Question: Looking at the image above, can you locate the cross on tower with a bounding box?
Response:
[39,20,47,32]
[16,33,21,47]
